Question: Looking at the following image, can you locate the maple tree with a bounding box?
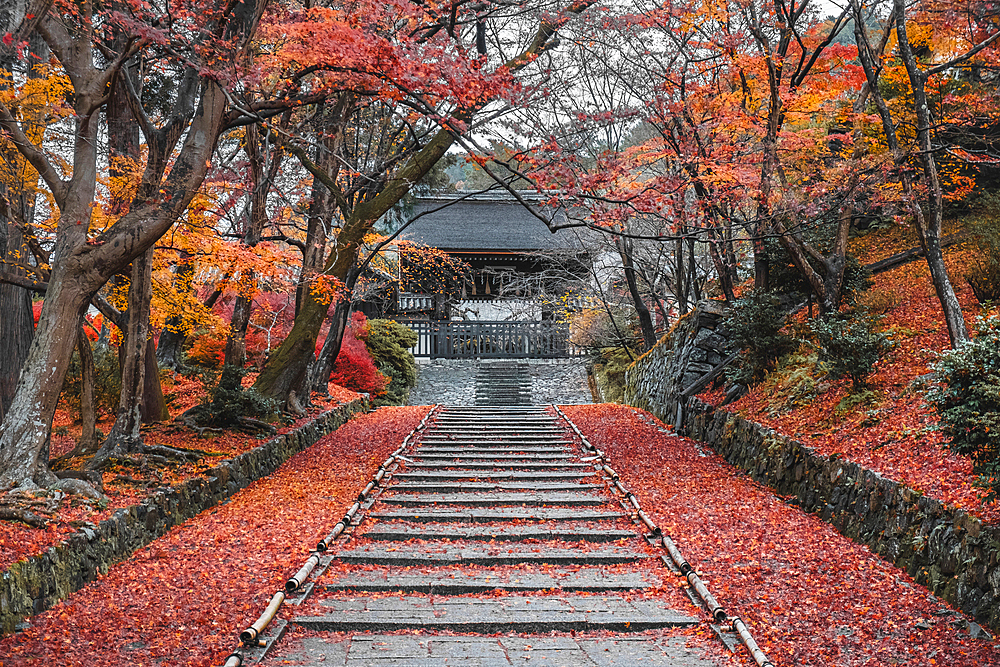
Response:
[0,0,292,487]
[849,0,1000,346]
[248,0,599,412]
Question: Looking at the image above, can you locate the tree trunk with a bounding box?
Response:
[0,15,41,422]
[76,327,99,454]
[224,123,281,369]
[893,1,969,346]
[310,297,353,394]
[0,259,34,422]
[141,337,168,422]
[156,254,195,369]
[617,237,656,350]
[225,295,253,369]
[90,247,154,466]
[0,267,91,484]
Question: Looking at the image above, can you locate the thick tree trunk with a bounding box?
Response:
[0,267,90,484]
[0,266,34,421]
[141,337,168,422]
[156,326,185,369]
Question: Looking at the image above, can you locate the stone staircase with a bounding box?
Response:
[474,362,532,405]
[262,406,720,666]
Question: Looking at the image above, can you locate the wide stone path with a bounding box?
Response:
[257,406,725,666]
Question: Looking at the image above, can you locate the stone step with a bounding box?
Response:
[392,471,595,481]
[378,492,609,507]
[428,426,563,431]
[412,452,577,461]
[414,446,573,454]
[431,412,559,428]
[333,545,648,566]
[386,482,603,493]
[406,461,592,470]
[369,507,622,523]
[282,635,718,667]
[417,440,575,447]
[320,567,658,593]
[359,523,635,542]
[424,436,565,442]
[422,433,566,439]
[296,596,697,632]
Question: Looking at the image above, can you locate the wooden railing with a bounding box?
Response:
[395,319,583,359]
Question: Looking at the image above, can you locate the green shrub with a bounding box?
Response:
[928,314,1000,502]
[61,344,122,420]
[364,319,418,406]
[808,311,893,390]
[725,291,796,387]
[762,348,821,415]
[594,346,636,403]
[841,255,874,307]
[200,365,277,428]
[964,199,1000,304]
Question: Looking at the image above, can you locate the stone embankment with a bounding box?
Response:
[0,399,367,634]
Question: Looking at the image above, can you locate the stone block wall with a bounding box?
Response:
[623,302,1000,630]
[624,300,729,422]
[0,399,366,634]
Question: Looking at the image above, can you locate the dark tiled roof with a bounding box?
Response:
[400,196,588,252]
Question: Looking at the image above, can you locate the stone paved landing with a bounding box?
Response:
[277,634,718,666]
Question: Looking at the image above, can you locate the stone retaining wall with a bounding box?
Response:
[623,305,1000,630]
[0,399,367,634]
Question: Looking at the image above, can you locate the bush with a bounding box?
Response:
[594,346,636,403]
[186,335,226,368]
[365,319,418,386]
[200,364,278,427]
[808,311,893,390]
[330,313,388,396]
[725,291,796,387]
[841,255,874,307]
[61,343,122,420]
[762,347,821,415]
[964,200,1000,304]
[364,319,418,406]
[928,314,1000,502]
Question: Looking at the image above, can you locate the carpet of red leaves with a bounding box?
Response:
[0,380,361,572]
[563,403,1000,667]
[0,405,429,667]
[701,227,998,523]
